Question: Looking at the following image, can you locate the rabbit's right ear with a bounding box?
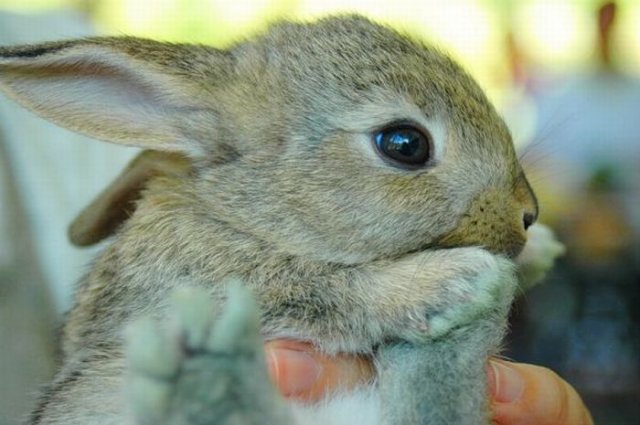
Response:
[69,150,191,246]
[0,38,232,156]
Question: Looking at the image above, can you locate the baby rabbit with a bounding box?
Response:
[0,15,557,425]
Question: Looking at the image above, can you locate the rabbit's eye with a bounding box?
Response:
[373,124,432,169]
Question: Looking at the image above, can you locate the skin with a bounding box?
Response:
[265,341,594,425]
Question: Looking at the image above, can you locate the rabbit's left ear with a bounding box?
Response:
[0,38,232,156]
[69,150,191,246]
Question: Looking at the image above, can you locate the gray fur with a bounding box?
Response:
[0,15,540,425]
[377,266,516,425]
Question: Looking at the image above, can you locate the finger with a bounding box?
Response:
[265,340,374,402]
[488,359,594,425]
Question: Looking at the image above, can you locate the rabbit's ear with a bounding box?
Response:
[69,150,191,246]
[0,38,231,156]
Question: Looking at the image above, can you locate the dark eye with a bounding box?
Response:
[373,124,432,169]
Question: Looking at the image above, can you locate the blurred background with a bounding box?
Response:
[0,0,638,424]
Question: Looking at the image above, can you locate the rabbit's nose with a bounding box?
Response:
[523,211,536,231]
[516,174,538,232]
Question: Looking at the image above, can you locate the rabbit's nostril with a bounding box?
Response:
[523,212,536,231]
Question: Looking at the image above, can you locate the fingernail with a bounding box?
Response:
[488,360,525,403]
[267,348,322,396]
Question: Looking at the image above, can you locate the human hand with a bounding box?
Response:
[265,340,374,402]
[487,359,594,425]
[265,341,593,425]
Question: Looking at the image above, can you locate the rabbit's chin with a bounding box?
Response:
[290,384,379,425]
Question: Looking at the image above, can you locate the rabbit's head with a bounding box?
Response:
[0,16,537,264]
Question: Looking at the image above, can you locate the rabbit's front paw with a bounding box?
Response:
[398,248,518,341]
[516,223,565,290]
[125,284,290,425]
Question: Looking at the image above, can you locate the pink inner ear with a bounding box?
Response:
[14,61,158,109]
[0,49,197,151]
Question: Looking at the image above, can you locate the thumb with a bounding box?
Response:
[265,340,374,402]
[488,359,594,425]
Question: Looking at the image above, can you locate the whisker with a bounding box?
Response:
[517,109,578,166]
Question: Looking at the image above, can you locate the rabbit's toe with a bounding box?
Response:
[126,284,289,425]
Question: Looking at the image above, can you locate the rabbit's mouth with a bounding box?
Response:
[425,224,527,259]
[404,242,438,256]
[404,240,521,259]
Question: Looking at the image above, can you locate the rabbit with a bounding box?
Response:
[0,15,562,425]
